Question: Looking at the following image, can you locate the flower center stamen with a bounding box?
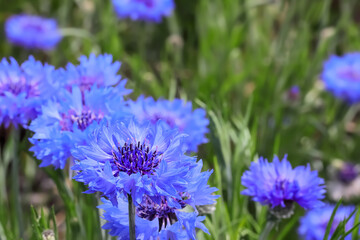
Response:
[71,110,100,131]
[135,0,154,8]
[0,76,38,97]
[136,196,184,231]
[60,108,102,131]
[112,141,161,176]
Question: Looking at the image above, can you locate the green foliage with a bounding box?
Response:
[30,206,58,240]
[322,199,360,240]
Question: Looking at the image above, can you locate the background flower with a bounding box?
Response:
[298,204,355,240]
[0,56,56,128]
[241,155,326,212]
[61,53,130,94]
[327,161,360,201]
[127,96,209,152]
[112,0,174,22]
[5,14,62,50]
[321,53,360,103]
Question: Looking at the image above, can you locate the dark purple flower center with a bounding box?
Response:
[0,76,39,97]
[275,179,291,191]
[150,113,177,129]
[112,141,161,176]
[337,163,358,184]
[60,108,103,131]
[287,86,300,101]
[338,68,360,81]
[136,196,186,231]
[135,0,154,8]
[67,76,100,93]
[273,179,300,202]
[23,21,45,32]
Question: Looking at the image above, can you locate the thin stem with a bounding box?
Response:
[128,194,136,240]
[10,128,24,238]
[259,220,276,240]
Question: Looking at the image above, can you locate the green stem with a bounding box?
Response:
[259,220,276,240]
[10,128,24,238]
[41,167,82,239]
[128,194,136,240]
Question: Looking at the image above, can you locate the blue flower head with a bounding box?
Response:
[61,53,131,95]
[127,96,209,152]
[29,86,126,169]
[98,194,210,240]
[112,0,174,22]
[72,118,218,206]
[241,155,326,213]
[298,204,356,240]
[0,56,56,128]
[73,118,186,202]
[322,53,360,103]
[5,14,62,50]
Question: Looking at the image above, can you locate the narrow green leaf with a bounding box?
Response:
[30,206,41,240]
[341,222,360,239]
[324,199,343,240]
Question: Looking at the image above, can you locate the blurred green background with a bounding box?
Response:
[1,0,360,239]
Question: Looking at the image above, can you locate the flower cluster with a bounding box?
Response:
[322,53,360,104]
[72,118,218,238]
[9,52,217,239]
[241,155,326,218]
[298,204,355,240]
[112,0,174,22]
[5,14,62,50]
[29,54,129,169]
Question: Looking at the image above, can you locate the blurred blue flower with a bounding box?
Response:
[61,53,131,94]
[298,204,355,240]
[98,194,210,239]
[5,14,62,50]
[322,53,360,103]
[127,96,209,152]
[241,155,326,212]
[112,0,174,22]
[0,56,56,128]
[29,86,126,169]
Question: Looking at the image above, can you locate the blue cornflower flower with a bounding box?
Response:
[98,194,210,239]
[112,0,174,22]
[29,86,126,169]
[298,204,355,240]
[0,56,56,128]
[241,155,326,215]
[183,158,219,209]
[61,53,131,94]
[5,14,62,50]
[127,96,209,152]
[322,53,360,103]
[72,118,190,203]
